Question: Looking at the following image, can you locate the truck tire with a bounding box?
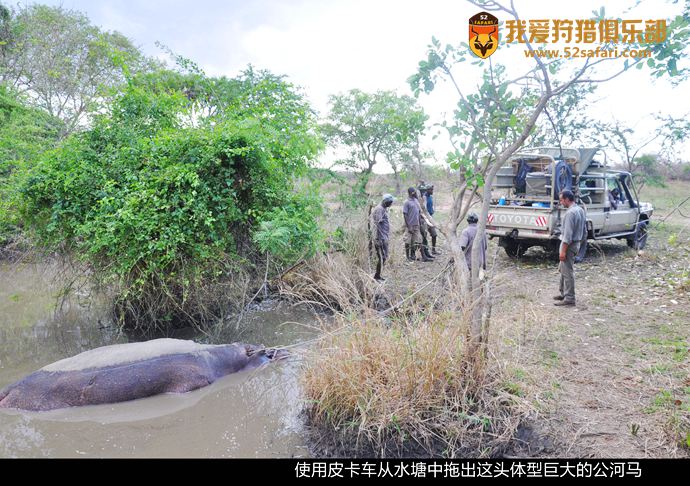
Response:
[501,238,528,258]
[627,220,649,250]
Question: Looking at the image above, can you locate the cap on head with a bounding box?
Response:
[407,187,417,196]
[467,212,479,224]
[382,194,395,204]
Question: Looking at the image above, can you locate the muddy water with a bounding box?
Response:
[0,262,319,457]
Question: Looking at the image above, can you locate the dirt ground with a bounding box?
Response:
[363,178,690,458]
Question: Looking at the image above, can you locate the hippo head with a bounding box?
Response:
[242,345,289,370]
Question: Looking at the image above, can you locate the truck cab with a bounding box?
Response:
[487,147,653,258]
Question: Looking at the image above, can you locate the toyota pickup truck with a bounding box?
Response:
[487,147,653,259]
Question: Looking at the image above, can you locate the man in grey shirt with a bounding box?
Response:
[371,194,394,281]
[555,190,586,306]
[459,211,487,271]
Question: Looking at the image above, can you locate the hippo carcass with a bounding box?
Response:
[0,338,287,412]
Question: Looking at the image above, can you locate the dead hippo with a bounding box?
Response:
[0,338,287,412]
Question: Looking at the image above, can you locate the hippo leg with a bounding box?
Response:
[165,370,214,394]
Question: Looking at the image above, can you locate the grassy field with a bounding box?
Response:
[300,171,689,457]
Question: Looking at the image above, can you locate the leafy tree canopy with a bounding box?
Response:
[0,84,63,176]
[0,3,150,137]
[322,89,427,175]
[19,66,324,327]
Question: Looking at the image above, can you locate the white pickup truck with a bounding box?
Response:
[487,147,653,259]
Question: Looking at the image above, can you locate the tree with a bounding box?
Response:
[409,0,690,373]
[380,126,430,196]
[591,119,664,189]
[528,83,599,150]
[654,113,690,165]
[0,4,12,65]
[0,4,148,137]
[0,84,63,177]
[587,111,690,190]
[19,66,324,329]
[0,84,64,243]
[322,89,427,195]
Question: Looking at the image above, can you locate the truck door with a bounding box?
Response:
[618,175,640,231]
[603,176,637,233]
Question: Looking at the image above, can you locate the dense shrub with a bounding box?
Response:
[0,85,63,245]
[19,69,324,328]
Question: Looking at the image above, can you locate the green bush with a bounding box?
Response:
[254,192,324,265]
[0,85,64,246]
[19,69,324,328]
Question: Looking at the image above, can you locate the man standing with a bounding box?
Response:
[459,211,487,271]
[417,185,435,261]
[403,187,431,262]
[555,190,586,307]
[425,185,439,255]
[372,194,394,281]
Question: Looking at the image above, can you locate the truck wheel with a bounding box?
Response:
[501,239,528,258]
[627,220,649,250]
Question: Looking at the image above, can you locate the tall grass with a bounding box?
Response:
[302,312,521,457]
[278,215,382,313]
[289,220,522,457]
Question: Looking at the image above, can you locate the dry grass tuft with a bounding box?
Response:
[278,217,384,313]
[278,252,381,314]
[302,312,524,458]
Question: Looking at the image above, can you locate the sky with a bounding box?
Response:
[34,0,690,170]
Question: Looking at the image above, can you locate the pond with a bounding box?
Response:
[0,261,319,458]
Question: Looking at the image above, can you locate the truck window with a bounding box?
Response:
[607,178,627,204]
[619,176,637,208]
[579,177,604,205]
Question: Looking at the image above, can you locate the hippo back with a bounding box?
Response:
[0,338,284,411]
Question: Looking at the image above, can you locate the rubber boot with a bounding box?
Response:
[405,244,414,261]
[374,260,383,281]
[432,235,439,255]
[419,245,433,262]
[424,246,435,260]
